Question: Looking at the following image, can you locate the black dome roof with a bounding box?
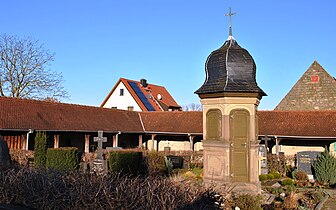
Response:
[195,38,266,97]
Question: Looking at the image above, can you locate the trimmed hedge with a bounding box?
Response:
[46,147,79,171]
[34,131,48,168]
[109,151,142,175]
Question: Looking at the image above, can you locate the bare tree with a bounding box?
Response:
[182,103,202,111]
[0,34,68,100]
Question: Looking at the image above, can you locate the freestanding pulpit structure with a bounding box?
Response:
[195,9,266,193]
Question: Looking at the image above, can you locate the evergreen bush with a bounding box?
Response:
[266,173,274,180]
[34,131,48,168]
[281,178,295,186]
[259,174,267,181]
[271,171,281,179]
[230,193,263,210]
[109,151,142,175]
[46,147,79,171]
[313,149,336,186]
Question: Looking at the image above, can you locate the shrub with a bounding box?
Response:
[266,173,274,180]
[144,151,167,176]
[259,174,267,181]
[230,193,263,210]
[0,167,222,209]
[34,131,48,168]
[295,170,308,181]
[46,147,79,171]
[267,154,286,174]
[109,151,142,175]
[281,178,295,186]
[271,171,281,179]
[313,149,336,186]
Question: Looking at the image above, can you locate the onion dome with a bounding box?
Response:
[195,36,266,99]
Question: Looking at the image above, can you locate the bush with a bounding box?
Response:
[313,149,336,186]
[109,151,142,175]
[144,151,167,176]
[34,131,48,168]
[295,170,308,181]
[266,173,274,180]
[0,167,222,209]
[281,178,295,186]
[271,171,281,179]
[230,193,263,210]
[267,154,286,174]
[46,147,79,171]
[259,174,267,181]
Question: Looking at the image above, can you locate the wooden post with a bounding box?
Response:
[85,135,90,153]
[138,135,143,148]
[151,134,156,151]
[189,135,195,151]
[54,135,60,148]
[275,137,279,160]
[113,135,116,147]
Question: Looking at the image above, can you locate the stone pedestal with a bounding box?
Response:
[201,97,261,194]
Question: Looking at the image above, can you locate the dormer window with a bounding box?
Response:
[120,89,124,96]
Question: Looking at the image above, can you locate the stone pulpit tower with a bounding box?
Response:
[195,8,266,193]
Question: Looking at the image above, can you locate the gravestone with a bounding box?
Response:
[297,151,320,180]
[93,131,107,173]
[0,136,10,166]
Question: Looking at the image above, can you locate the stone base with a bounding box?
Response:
[204,180,261,195]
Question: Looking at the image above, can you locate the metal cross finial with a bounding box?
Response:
[224,7,236,37]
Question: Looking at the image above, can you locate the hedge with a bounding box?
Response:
[34,131,48,168]
[109,151,142,175]
[46,147,79,171]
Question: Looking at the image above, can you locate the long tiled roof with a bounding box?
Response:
[0,97,335,138]
[140,111,202,134]
[258,110,336,137]
[0,97,143,133]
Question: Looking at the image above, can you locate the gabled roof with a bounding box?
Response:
[0,97,143,133]
[101,78,181,111]
[275,61,336,110]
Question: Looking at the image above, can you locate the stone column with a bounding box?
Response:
[84,135,90,153]
[54,135,60,148]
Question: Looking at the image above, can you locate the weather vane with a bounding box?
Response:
[224,7,236,37]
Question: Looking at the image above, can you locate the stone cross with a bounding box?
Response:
[261,135,272,154]
[94,130,107,160]
[224,7,236,37]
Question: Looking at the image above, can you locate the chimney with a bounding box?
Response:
[140,79,148,87]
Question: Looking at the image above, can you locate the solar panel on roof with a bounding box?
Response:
[128,81,156,111]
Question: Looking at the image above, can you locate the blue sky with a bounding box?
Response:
[1,0,335,110]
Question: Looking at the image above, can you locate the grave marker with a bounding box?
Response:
[94,130,107,160]
[297,151,320,180]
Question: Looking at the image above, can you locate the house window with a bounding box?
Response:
[120,88,124,96]
[127,106,134,111]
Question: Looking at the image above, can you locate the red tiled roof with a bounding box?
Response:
[258,110,336,137]
[101,78,181,111]
[0,97,335,138]
[0,97,143,133]
[140,111,202,134]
